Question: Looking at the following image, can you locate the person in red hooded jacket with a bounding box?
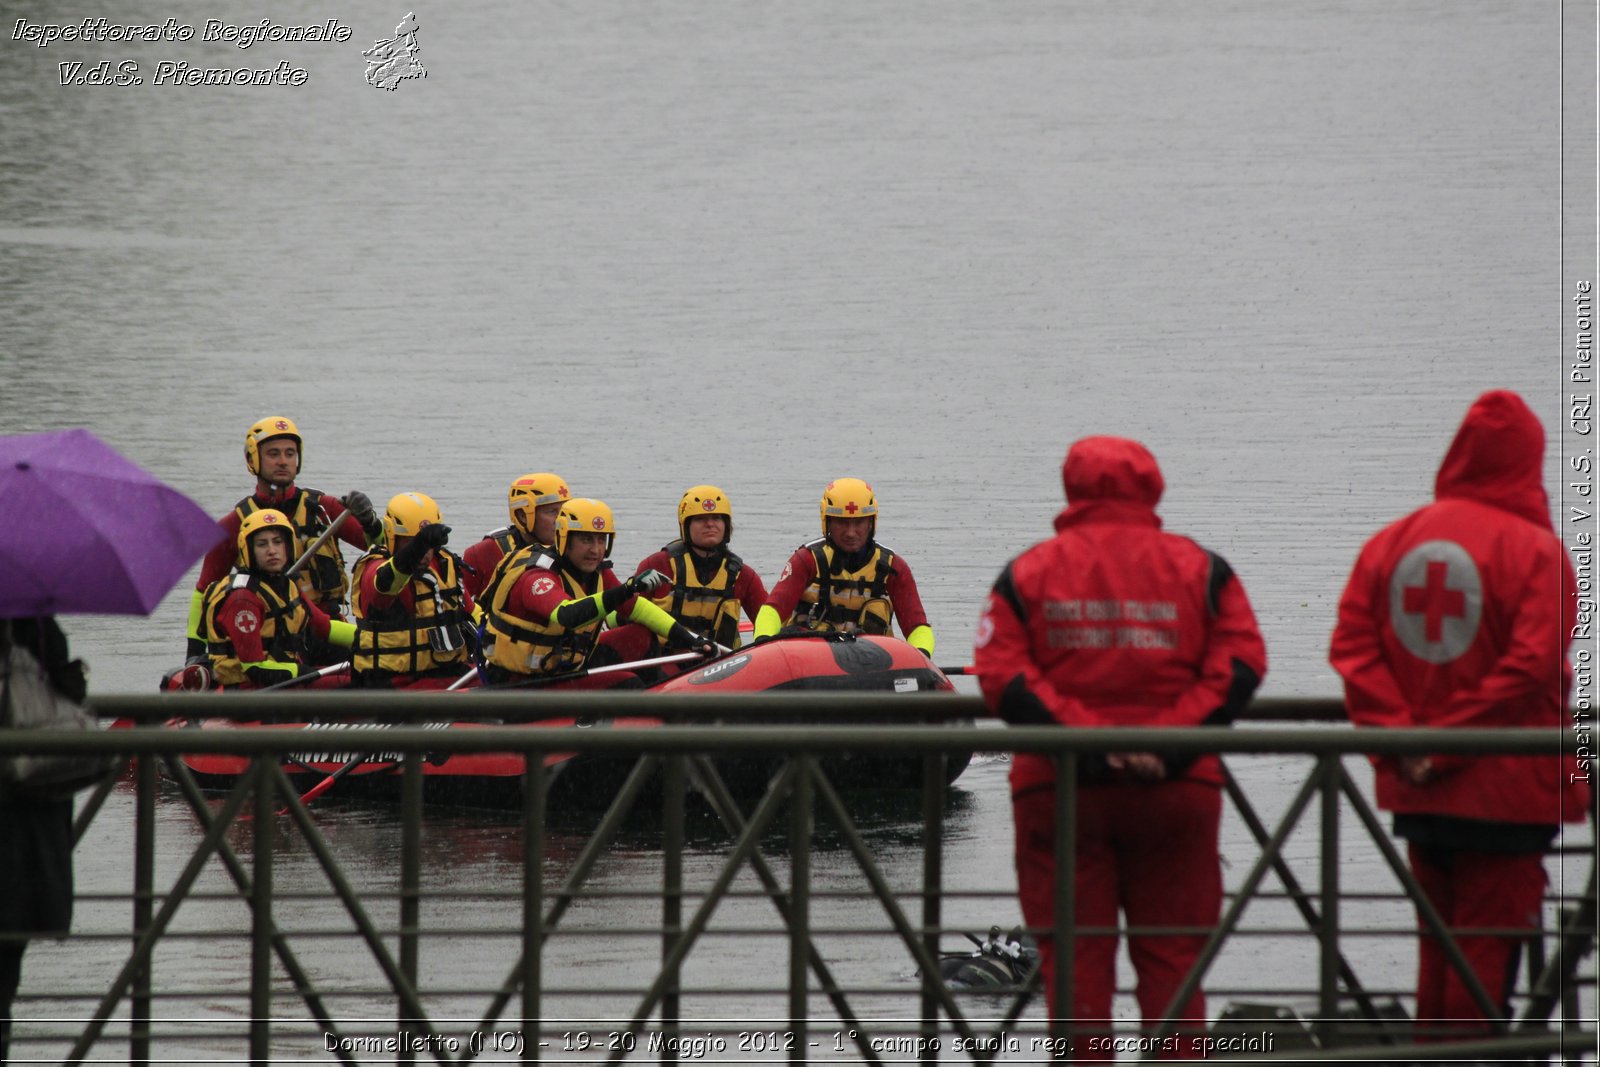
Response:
[1329,390,1590,1039]
[973,436,1267,1058]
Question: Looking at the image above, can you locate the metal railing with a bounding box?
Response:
[0,692,1593,1063]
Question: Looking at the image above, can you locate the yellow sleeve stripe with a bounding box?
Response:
[753,604,783,639]
[906,625,935,657]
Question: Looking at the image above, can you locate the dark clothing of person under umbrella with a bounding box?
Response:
[0,428,223,1059]
[0,619,81,1063]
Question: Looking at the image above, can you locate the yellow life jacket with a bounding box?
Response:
[658,541,745,650]
[480,546,600,675]
[480,525,529,563]
[349,548,471,677]
[235,488,349,611]
[791,538,897,635]
[200,573,311,687]
[472,526,547,600]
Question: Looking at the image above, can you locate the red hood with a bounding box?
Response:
[1434,390,1552,529]
[1055,436,1165,530]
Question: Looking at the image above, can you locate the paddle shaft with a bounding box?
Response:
[257,660,350,693]
[285,511,352,579]
[450,650,706,692]
[287,754,400,810]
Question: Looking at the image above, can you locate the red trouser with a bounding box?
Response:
[1407,843,1545,1038]
[1014,780,1221,1061]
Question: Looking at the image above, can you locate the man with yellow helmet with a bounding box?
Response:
[753,477,936,656]
[187,417,383,664]
[631,485,768,652]
[197,508,357,689]
[348,493,474,689]
[462,472,571,604]
[479,498,714,686]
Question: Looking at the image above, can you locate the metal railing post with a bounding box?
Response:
[789,757,813,1057]
[131,754,155,1063]
[400,749,423,1063]
[1318,754,1341,1033]
[920,746,944,1060]
[662,752,686,1061]
[521,749,545,1063]
[250,756,275,1062]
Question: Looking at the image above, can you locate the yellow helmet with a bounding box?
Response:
[244,416,302,477]
[385,491,443,543]
[554,498,616,558]
[507,472,570,536]
[677,484,732,545]
[820,477,877,537]
[236,508,298,570]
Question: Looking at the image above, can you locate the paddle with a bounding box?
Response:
[449,650,709,692]
[443,619,492,692]
[256,660,350,693]
[284,754,402,812]
[284,516,348,579]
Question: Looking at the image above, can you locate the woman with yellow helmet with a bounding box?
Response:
[348,493,475,689]
[753,477,936,656]
[185,416,384,666]
[197,508,357,689]
[631,485,769,654]
[479,498,715,686]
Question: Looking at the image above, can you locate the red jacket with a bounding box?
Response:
[1330,390,1590,825]
[461,533,524,605]
[215,583,336,664]
[973,437,1267,794]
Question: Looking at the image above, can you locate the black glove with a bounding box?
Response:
[666,624,715,656]
[393,523,450,574]
[392,536,428,575]
[416,523,451,550]
[343,491,382,540]
[625,568,671,597]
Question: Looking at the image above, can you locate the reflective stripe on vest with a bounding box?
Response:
[349,548,471,675]
[481,546,597,675]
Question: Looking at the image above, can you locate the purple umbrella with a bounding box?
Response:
[0,429,227,617]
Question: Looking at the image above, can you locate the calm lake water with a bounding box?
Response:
[0,0,1593,1060]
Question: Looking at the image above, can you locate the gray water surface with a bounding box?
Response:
[1,1,1592,1059]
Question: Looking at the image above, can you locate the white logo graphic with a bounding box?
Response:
[363,13,425,90]
[233,609,259,635]
[697,655,749,680]
[530,576,556,597]
[1388,540,1482,664]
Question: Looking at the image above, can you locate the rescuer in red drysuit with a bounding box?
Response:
[186,417,380,665]
[1330,389,1591,1039]
[973,436,1266,1059]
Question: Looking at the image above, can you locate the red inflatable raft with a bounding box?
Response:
[164,632,971,809]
